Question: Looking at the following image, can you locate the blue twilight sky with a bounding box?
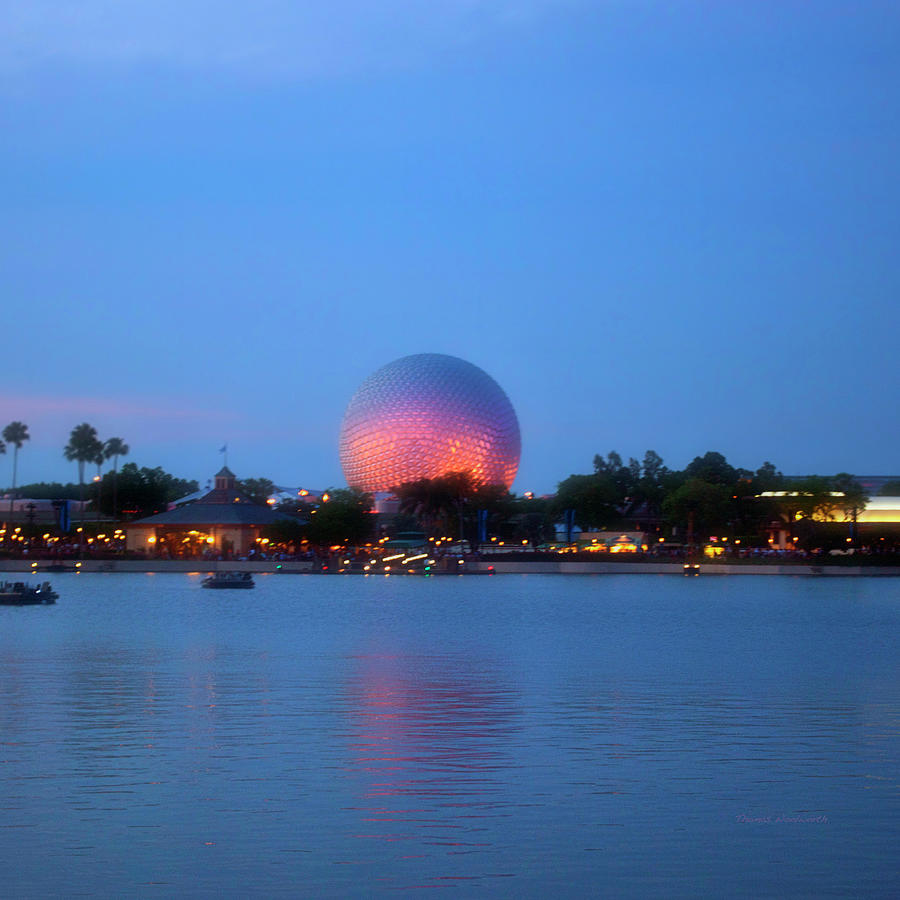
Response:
[1,0,897,495]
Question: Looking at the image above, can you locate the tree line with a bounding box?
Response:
[555,450,871,547]
[0,421,30,517]
[13,466,197,519]
[1,420,893,549]
[266,450,881,551]
[3,422,197,522]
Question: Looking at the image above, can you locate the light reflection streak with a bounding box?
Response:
[342,651,521,884]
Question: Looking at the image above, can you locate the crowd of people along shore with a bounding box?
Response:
[2,535,899,564]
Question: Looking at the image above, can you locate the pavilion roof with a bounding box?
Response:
[129,467,295,527]
[129,501,291,527]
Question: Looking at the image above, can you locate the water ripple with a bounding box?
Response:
[0,573,897,897]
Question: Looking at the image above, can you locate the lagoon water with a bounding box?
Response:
[1,573,897,898]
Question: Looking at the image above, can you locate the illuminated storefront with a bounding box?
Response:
[578,532,648,553]
[126,467,290,557]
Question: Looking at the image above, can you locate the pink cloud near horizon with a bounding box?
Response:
[0,392,237,424]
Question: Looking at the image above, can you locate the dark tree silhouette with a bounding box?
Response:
[2,421,29,516]
[103,437,130,521]
[394,472,477,540]
[63,423,103,528]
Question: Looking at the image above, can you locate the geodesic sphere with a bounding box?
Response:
[339,354,521,492]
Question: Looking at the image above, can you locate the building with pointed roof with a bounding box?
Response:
[125,467,293,558]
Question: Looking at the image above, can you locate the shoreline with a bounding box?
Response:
[2,559,899,577]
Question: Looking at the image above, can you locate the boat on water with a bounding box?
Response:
[201,572,255,589]
[0,581,58,605]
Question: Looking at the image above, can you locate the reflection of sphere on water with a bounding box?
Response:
[339,353,521,492]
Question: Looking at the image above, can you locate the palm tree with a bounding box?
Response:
[3,421,30,518]
[395,472,476,541]
[64,423,103,529]
[395,478,447,537]
[103,437,129,521]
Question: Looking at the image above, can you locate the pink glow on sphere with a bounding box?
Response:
[339,354,521,492]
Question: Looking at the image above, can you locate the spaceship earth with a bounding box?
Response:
[339,354,521,492]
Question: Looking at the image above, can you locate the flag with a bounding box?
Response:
[219,444,227,453]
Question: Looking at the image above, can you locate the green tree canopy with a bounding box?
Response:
[662,478,733,541]
[641,449,668,483]
[103,437,130,520]
[394,472,479,538]
[684,451,737,485]
[103,437,129,470]
[831,473,868,523]
[511,494,555,548]
[635,449,672,516]
[261,516,308,545]
[237,477,275,506]
[3,421,30,509]
[63,423,103,522]
[754,461,783,491]
[773,476,837,529]
[274,495,317,519]
[13,481,82,500]
[104,463,199,518]
[64,424,102,484]
[2,421,29,450]
[305,488,374,546]
[553,473,620,530]
[593,450,640,501]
